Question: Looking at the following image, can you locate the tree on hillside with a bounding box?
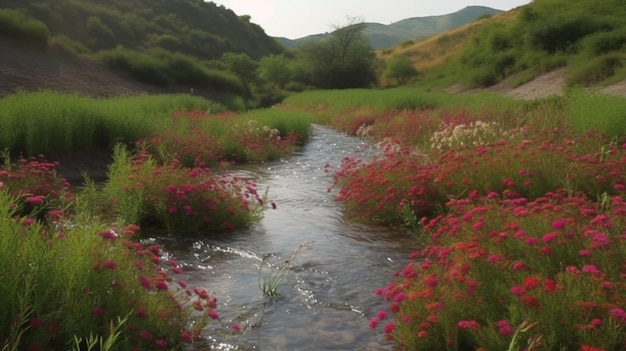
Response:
[222,52,258,85]
[258,54,292,88]
[384,54,419,85]
[297,17,378,89]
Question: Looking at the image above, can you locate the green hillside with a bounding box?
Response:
[0,0,285,60]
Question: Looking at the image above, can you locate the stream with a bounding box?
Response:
[153,125,419,350]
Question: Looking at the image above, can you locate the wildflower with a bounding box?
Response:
[271,201,277,209]
[181,331,192,343]
[208,310,220,320]
[139,330,152,340]
[136,308,148,318]
[417,330,427,338]
[609,308,626,322]
[581,345,605,351]
[551,220,567,229]
[25,195,45,205]
[520,295,540,307]
[139,276,152,289]
[511,285,525,295]
[91,307,106,316]
[495,320,514,336]
[582,265,601,274]
[232,324,242,332]
[369,318,379,328]
[541,232,558,243]
[457,320,480,331]
[155,339,167,349]
[522,276,541,290]
[394,292,406,303]
[21,218,34,227]
[103,260,117,270]
[511,261,526,271]
[383,322,396,334]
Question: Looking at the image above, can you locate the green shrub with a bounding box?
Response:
[567,54,624,87]
[0,9,49,49]
[49,34,91,56]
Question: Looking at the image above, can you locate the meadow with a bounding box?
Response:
[1,86,625,350]
[0,91,310,350]
[282,87,626,350]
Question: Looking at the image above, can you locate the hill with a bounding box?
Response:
[277,6,502,49]
[0,0,285,60]
[378,0,626,94]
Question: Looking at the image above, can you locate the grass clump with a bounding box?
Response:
[0,157,216,351]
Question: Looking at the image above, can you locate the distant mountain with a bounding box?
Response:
[277,6,502,49]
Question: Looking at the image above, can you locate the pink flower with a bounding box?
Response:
[457,320,480,331]
[524,237,538,245]
[394,292,406,303]
[91,307,106,316]
[541,232,558,243]
[579,249,592,257]
[369,318,379,328]
[103,260,117,270]
[512,261,526,271]
[510,285,525,295]
[155,280,168,290]
[139,276,152,289]
[609,308,626,321]
[551,220,567,229]
[181,331,192,343]
[136,309,148,318]
[139,330,152,340]
[377,310,388,320]
[208,310,220,320]
[231,323,242,332]
[383,322,396,334]
[155,339,167,349]
[25,195,45,205]
[582,264,601,274]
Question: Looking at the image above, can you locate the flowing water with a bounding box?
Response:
[154,125,419,350]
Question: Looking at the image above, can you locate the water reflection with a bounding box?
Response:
[155,125,418,350]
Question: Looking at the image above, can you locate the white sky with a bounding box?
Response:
[212,0,533,39]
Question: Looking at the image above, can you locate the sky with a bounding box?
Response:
[212,0,533,39]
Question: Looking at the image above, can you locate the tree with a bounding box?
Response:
[297,17,377,89]
[258,54,291,88]
[221,52,258,85]
[384,54,418,85]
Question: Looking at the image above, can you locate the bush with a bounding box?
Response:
[0,9,49,49]
[567,54,624,87]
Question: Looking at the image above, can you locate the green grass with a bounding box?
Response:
[0,91,226,155]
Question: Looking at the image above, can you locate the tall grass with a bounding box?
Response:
[0,91,225,155]
[95,47,247,95]
[566,88,626,140]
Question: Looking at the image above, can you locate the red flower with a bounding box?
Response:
[522,276,541,290]
[520,295,540,307]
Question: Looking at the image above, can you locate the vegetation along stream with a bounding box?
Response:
[152,125,418,350]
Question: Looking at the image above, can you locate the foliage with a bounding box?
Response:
[384,54,419,85]
[258,54,293,89]
[452,0,626,88]
[373,190,626,350]
[0,91,226,156]
[296,19,378,89]
[96,48,246,94]
[0,158,215,350]
[0,8,49,49]
[1,0,284,60]
[103,145,265,233]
